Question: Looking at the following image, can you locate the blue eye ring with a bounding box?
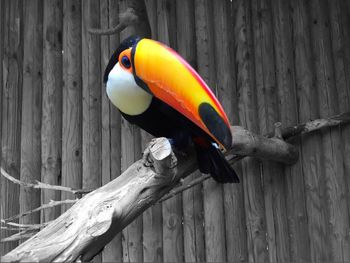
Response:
[121,55,131,69]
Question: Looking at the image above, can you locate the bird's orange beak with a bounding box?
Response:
[131,39,232,150]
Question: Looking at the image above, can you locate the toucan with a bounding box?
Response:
[104,36,239,183]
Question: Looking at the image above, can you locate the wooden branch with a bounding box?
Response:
[1,231,38,243]
[1,138,197,262]
[1,221,49,243]
[1,132,292,261]
[230,126,298,164]
[3,199,78,222]
[1,220,49,231]
[159,111,350,201]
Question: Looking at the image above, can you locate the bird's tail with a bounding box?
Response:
[195,143,240,183]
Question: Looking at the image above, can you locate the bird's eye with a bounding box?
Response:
[121,56,131,69]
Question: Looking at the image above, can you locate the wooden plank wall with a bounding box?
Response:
[1,0,23,255]
[1,0,350,262]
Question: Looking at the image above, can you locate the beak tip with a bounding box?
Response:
[198,102,232,149]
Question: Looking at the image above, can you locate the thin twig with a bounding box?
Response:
[1,220,49,230]
[0,168,91,195]
[3,199,78,222]
[1,230,37,243]
[1,227,26,231]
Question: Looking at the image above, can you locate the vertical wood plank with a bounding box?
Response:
[82,0,102,261]
[144,0,158,39]
[340,0,350,221]
[142,199,163,263]
[41,0,63,223]
[234,0,269,261]
[195,0,226,261]
[214,0,248,261]
[291,1,329,261]
[100,0,123,261]
[118,1,145,262]
[61,0,82,212]
[310,0,350,261]
[1,0,22,254]
[251,0,291,261]
[176,0,205,262]
[156,1,184,262]
[19,0,42,228]
[157,0,177,44]
[329,0,350,230]
[0,0,3,170]
[271,0,311,261]
[81,0,101,195]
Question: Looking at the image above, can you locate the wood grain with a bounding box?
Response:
[100,0,123,261]
[41,0,63,223]
[234,1,269,261]
[1,1,350,261]
[271,0,310,261]
[61,0,82,212]
[251,0,291,261]
[82,1,102,261]
[318,0,350,261]
[328,0,350,242]
[291,1,329,261]
[0,0,3,180]
[81,0,101,192]
[142,200,163,262]
[144,0,158,38]
[214,0,248,261]
[310,0,350,261]
[195,0,226,261]
[340,0,350,224]
[1,138,197,262]
[1,0,22,254]
[20,0,42,228]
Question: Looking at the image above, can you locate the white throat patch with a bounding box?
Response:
[106,62,153,115]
